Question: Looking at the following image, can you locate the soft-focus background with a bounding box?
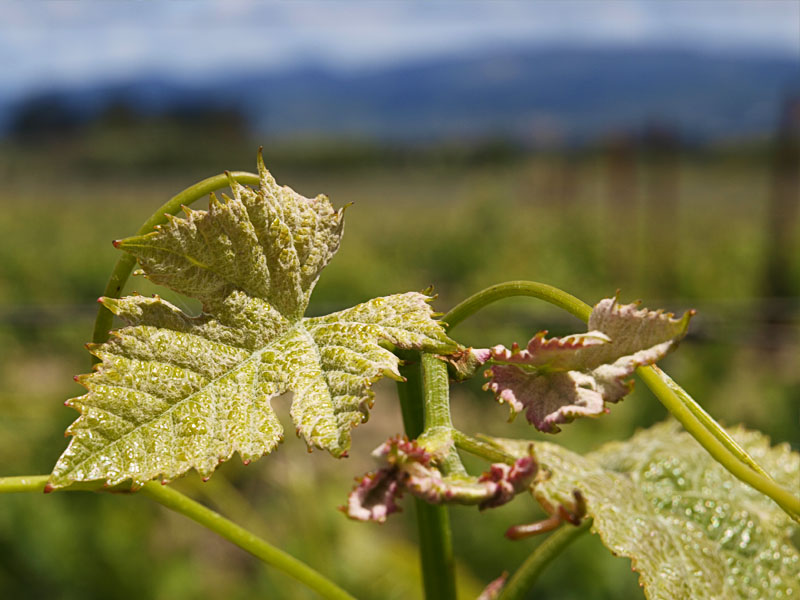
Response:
[1,2,798,599]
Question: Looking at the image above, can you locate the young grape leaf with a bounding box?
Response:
[344,437,536,522]
[483,298,693,432]
[489,422,800,600]
[48,154,458,490]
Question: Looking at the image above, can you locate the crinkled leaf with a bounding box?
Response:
[49,155,457,489]
[490,422,800,600]
[344,437,536,522]
[484,298,693,432]
[345,468,404,523]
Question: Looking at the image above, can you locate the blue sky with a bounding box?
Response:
[2,0,798,99]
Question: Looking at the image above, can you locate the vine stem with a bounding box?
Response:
[397,354,458,600]
[496,519,592,600]
[91,171,261,348]
[444,281,800,521]
[420,353,467,476]
[138,483,357,600]
[451,431,516,466]
[638,366,800,520]
[646,365,771,479]
[0,475,357,600]
[443,280,591,329]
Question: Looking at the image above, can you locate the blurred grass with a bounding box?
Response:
[0,141,797,599]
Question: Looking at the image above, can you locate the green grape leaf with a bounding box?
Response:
[48,155,457,490]
[489,422,800,600]
[484,298,693,432]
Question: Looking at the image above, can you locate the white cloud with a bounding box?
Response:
[1,0,797,99]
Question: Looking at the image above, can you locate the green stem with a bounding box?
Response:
[91,171,261,349]
[421,353,455,431]
[443,280,591,332]
[0,475,357,600]
[497,519,592,600]
[648,365,771,479]
[638,366,800,520]
[139,483,356,600]
[0,475,129,494]
[396,355,458,600]
[0,475,50,493]
[451,431,516,466]
[420,353,466,476]
[397,355,425,438]
[412,498,456,600]
[444,280,800,521]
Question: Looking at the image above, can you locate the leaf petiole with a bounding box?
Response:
[451,430,516,466]
[443,280,591,332]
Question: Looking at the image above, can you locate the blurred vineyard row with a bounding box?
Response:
[0,115,797,598]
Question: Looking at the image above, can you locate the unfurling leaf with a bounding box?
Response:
[483,298,693,432]
[344,437,536,522]
[489,422,800,600]
[49,154,457,490]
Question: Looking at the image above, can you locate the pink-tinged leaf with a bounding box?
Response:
[484,297,693,432]
[405,454,537,509]
[372,435,433,464]
[477,455,537,509]
[344,437,537,522]
[344,468,403,523]
[488,331,611,372]
[586,298,694,368]
[445,347,492,381]
[343,437,431,522]
[404,462,493,505]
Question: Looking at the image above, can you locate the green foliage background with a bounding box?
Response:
[0,137,797,599]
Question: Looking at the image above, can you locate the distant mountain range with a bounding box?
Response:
[3,46,799,144]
